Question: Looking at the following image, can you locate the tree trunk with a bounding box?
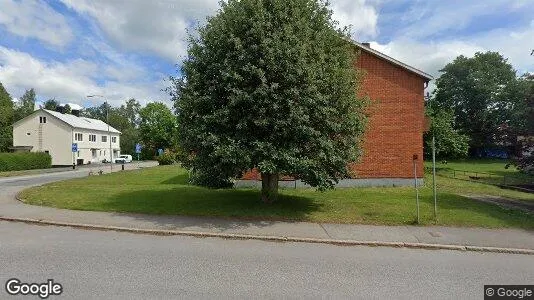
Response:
[261,173,279,204]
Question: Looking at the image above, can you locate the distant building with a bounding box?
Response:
[12,109,121,166]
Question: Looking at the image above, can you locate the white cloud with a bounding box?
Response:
[0,47,167,107]
[58,0,379,61]
[0,0,73,47]
[59,0,219,61]
[330,0,379,38]
[370,23,534,82]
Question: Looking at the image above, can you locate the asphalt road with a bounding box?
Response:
[0,222,532,299]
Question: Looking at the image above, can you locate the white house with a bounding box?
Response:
[12,109,121,166]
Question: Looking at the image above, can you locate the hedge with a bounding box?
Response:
[0,152,52,172]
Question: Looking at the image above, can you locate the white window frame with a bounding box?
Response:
[89,134,97,142]
[111,136,117,143]
[102,135,108,143]
[75,133,83,141]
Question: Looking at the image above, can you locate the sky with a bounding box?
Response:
[0,0,533,108]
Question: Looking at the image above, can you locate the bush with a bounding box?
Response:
[157,150,176,165]
[0,152,52,172]
[189,169,234,189]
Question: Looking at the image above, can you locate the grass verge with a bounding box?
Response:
[19,164,534,229]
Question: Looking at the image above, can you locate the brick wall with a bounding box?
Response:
[242,48,427,180]
[350,50,426,178]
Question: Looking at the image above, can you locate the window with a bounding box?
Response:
[102,135,107,143]
[77,151,80,158]
[89,134,96,142]
[112,137,117,143]
[75,133,83,141]
[39,116,47,124]
[26,132,31,136]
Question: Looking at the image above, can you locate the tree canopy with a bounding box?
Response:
[0,83,14,152]
[433,52,525,154]
[171,0,367,202]
[14,88,36,121]
[139,102,177,156]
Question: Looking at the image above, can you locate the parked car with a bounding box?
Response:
[114,155,133,164]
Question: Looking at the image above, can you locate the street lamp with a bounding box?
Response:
[87,95,113,172]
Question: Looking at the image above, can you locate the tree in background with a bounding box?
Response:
[0,83,14,152]
[83,100,142,155]
[139,102,177,157]
[434,52,525,155]
[514,74,534,173]
[171,0,367,202]
[43,98,59,111]
[14,88,36,121]
[424,103,470,159]
[62,104,72,114]
[110,99,141,155]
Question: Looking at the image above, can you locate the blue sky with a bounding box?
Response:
[0,0,533,108]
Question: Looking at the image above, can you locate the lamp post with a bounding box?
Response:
[87,95,113,172]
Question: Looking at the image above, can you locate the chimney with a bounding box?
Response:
[362,42,371,48]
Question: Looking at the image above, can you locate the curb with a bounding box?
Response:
[1,216,533,255]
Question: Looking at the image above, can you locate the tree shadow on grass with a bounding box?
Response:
[99,181,322,231]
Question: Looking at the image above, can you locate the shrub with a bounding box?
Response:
[0,152,52,172]
[189,169,234,189]
[157,150,176,165]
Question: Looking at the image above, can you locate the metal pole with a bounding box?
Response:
[107,102,112,172]
[414,159,420,224]
[432,135,437,220]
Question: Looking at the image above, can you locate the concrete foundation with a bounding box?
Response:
[235,178,424,189]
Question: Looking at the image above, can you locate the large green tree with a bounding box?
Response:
[515,74,534,173]
[0,83,14,152]
[171,0,366,202]
[139,102,177,156]
[434,52,524,154]
[14,88,36,121]
[43,98,59,111]
[424,103,470,159]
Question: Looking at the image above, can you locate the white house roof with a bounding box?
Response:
[43,109,121,134]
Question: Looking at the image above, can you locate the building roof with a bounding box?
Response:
[350,40,434,82]
[43,109,121,134]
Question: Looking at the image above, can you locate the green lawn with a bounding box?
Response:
[20,164,534,229]
[424,158,519,175]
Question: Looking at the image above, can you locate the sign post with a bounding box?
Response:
[413,154,420,224]
[71,143,78,170]
[135,143,142,169]
[432,136,437,220]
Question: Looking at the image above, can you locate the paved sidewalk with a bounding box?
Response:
[1,164,533,251]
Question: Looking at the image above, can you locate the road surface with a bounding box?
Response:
[0,221,532,299]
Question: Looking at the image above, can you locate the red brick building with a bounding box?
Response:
[240,41,433,187]
[349,42,433,184]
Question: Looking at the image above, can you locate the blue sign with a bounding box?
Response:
[135,143,142,154]
[71,143,78,152]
